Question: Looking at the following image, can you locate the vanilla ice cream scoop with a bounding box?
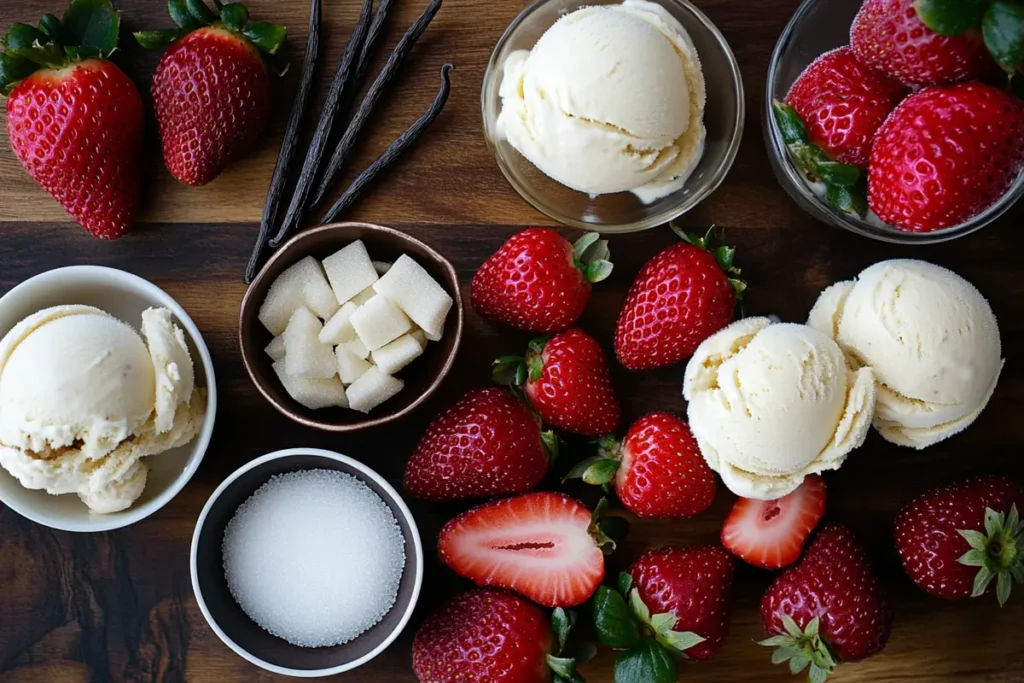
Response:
[0,305,205,513]
[496,0,706,202]
[683,318,876,499]
[808,259,1002,449]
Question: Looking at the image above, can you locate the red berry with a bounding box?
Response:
[472,229,613,333]
[761,524,892,678]
[438,492,605,608]
[628,546,735,661]
[895,476,1023,605]
[869,83,1024,232]
[722,475,827,570]
[785,47,905,168]
[6,60,143,239]
[403,388,550,502]
[412,590,555,683]
[851,0,994,86]
[151,26,272,186]
[615,230,742,371]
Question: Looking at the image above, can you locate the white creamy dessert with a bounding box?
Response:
[496,0,706,202]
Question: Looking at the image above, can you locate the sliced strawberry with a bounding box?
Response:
[438,492,606,608]
[721,475,826,570]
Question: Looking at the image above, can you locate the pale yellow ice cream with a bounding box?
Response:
[683,318,876,500]
[496,0,706,202]
[0,305,206,513]
[808,259,1002,449]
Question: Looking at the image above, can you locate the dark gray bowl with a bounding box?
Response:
[190,449,424,677]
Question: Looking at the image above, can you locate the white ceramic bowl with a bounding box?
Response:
[191,448,424,678]
[0,265,217,532]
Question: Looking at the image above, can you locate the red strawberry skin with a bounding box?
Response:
[438,492,605,608]
[629,546,735,661]
[894,476,1024,600]
[615,243,735,371]
[151,26,271,186]
[412,590,554,683]
[762,524,892,662]
[615,413,716,519]
[525,328,620,436]
[851,0,994,86]
[6,59,143,239]
[404,388,549,502]
[869,83,1024,232]
[784,47,905,168]
[472,228,591,333]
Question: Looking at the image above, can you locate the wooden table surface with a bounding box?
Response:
[1,0,1022,681]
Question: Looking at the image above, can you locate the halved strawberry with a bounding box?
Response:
[721,475,827,570]
[438,492,608,608]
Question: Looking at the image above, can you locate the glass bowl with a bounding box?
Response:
[764,0,1024,244]
[482,0,744,233]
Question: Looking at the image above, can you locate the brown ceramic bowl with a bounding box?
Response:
[191,448,424,676]
[240,222,464,431]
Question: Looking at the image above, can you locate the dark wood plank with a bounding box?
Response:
[1,0,1024,681]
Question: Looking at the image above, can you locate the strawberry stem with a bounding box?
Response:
[956,504,1022,606]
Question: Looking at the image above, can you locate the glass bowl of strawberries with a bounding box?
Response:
[764,0,1024,243]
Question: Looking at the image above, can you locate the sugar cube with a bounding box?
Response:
[346,367,404,413]
[319,302,359,345]
[265,335,286,361]
[283,307,338,379]
[349,295,413,351]
[273,361,348,410]
[372,260,392,274]
[322,241,379,304]
[336,344,373,384]
[410,329,428,349]
[350,287,376,305]
[259,256,340,334]
[372,255,452,340]
[371,334,424,375]
[344,337,371,360]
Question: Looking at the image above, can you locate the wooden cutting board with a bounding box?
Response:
[0,0,1022,681]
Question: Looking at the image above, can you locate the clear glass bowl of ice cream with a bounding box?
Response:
[764,0,1024,244]
[482,0,744,233]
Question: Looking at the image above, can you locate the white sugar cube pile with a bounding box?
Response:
[258,239,452,413]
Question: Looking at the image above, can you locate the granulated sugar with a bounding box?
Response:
[222,469,406,647]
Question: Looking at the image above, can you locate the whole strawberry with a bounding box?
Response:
[614,227,744,371]
[869,83,1024,232]
[590,546,734,682]
[472,229,613,333]
[895,476,1023,606]
[1,0,143,239]
[413,590,586,683]
[403,387,554,502]
[851,0,994,86]
[566,413,716,519]
[135,0,284,185]
[495,328,621,436]
[760,524,892,681]
[784,47,904,169]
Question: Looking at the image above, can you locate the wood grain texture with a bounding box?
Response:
[1,1,1023,682]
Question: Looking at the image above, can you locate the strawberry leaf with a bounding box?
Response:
[219,3,249,31]
[617,571,633,597]
[595,515,629,551]
[565,456,619,486]
[592,586,641,649]
[771,99,809,145]
[915,0,986,36]
[826,179,868,219]
[983,1,1024,71]
[64,44,102,60]
[492,355,527,387]
[3,23,47,51]
[168,0,201,31]
[547,655,584,683]
[552,607,574,652]
[133,28,182,50]
[0,52,36,94]
[572,232,602,259]
[649,612,676,634]
[38,14,64,43]
[8,43,66,69]
[628,588,651,626]
[658,628,706,655]
[243,21,287,55]
[62,0,121,56]
[186,0,217,24]
[541,431,560,462]
[613,640,678,683]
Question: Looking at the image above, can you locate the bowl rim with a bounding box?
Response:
[0,265,218,532]
[189,447,425,678]
[239,221,464,432]
[763,0,1024,244]
[480,0,746,233]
